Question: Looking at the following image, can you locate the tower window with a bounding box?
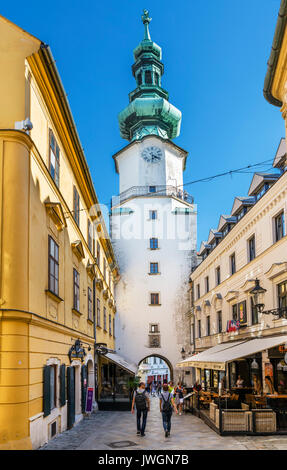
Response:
[149,210,157,220]
[155,73,160,86]
[137,72,142,86]
[150,238,158,250]
[150,262,159,274]
[145,70,152,84]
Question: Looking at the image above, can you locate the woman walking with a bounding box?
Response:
[159,383,178,437]
[174,382,184,415]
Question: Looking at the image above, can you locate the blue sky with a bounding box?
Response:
[2,0,284,249]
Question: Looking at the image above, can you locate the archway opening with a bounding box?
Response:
[137,355,173,388]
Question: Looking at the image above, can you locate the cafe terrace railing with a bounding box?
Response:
[185,392,287,435]
[111,185,194,208]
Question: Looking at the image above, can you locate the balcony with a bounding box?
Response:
[111,185,194,208]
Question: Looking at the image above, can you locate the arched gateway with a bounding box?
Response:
[138,355,173,383]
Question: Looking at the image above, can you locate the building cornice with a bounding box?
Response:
[264,0,287,106]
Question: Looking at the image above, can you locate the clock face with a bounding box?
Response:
[141,146,163,163]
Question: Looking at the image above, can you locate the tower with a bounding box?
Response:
[110,10,197,382]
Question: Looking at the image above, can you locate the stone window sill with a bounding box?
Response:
[45,289,64,303]
[72,308,82,317]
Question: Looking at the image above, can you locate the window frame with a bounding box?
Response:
[49,129,60,187]
[103,307,107,331]
[230,253,236,275]
[48,235,59,296]
[150,238,159,250]
[88,286,93,321]
[149,262,159,274]
[274,211,285,243]
[73,185,80,226]
[150,293,160,305]
[73,268,80,312]
[96,298,101,327]
[248,234,256,262]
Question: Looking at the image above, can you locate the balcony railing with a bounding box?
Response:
[111,185,194,208]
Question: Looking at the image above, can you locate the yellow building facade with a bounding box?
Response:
[0,15,118,449]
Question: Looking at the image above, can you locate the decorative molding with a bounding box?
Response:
[224,290,239,303]
[103,289,109,300]
[45,201,67,231]
[265,262,287,280]
[71,240,85,261]
[45,289,64,303]
[86,261,96,280]
[240,279,256,292]
[96,279,103,291]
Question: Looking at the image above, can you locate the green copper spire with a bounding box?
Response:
[118,10,182,142]
[142,9,151,40]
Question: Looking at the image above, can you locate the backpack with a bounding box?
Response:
[135,391,147,410]
[161,393,172,412]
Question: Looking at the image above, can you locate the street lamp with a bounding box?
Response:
[250,279,267,313]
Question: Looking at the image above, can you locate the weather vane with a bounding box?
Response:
[141,9,152,40]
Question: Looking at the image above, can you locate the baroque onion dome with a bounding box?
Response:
[118,9,182,142]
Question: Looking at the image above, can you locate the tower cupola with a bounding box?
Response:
[118,10,182,142]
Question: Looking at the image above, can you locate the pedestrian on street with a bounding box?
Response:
[168,381,174,395]
[131,382,150,436]
[159,383,178,437]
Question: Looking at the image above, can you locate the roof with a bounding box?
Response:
[207,229,222,245]
[247,172,280,196]
[231,196,256,216]
[217,214,237,232]
[198,241,211,256]
[264,0,287,106]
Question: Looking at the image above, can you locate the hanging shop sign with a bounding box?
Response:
[68,339,87,362]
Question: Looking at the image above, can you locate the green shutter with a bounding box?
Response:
[60,364,66,407]
[81,364,88,413]
[43,365,51,417]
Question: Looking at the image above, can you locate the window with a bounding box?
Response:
[48,236,59,296]
[198,320,201,338]
[217,311,222,333]
[137,72,142,86]
[73,268,80,311]
[275,211,285,242]
[197,284,200,300]
[238,301,247,325]
[248,235,256,262]
[145,70,152,84]
[150,262,159,274]
[96,241,100,267]
[278,281,287,309]
[149,210,157,220]
[88,220,93,253]
[150,293,160,305]
[155,73,160,86]
[149,186,156,193]
[255,183,270,201]
[205,276,209,293]
[113,318,115,338]
[104,307,107,331]
[109,314,112,335]
[216,266,221,286]
[73,186,80,226]
[150,324,159,333]
[206,316,210,336]
[50,365,57,410]
[88,287,93,321]
[230,253,236,275]
[232,304,237,321]
[150,238,158,250]
[49,130,60,187]
[97,298,101,327]
[251,297,258,325]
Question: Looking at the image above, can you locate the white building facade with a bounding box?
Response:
[110,11,197,383]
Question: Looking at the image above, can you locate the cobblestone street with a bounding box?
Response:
[40,396,287,450]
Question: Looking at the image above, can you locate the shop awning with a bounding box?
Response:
[176,335,287,371]
[104,352,137,376]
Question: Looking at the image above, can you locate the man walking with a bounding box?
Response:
[131,382,150,436]
[159,383,178,437]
